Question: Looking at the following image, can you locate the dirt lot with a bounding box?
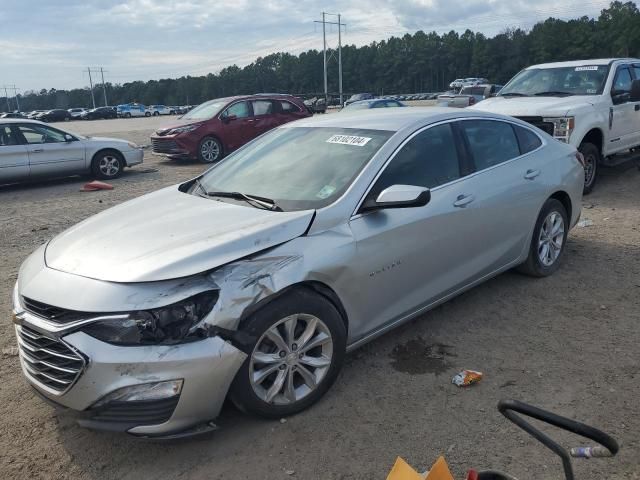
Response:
[1,117,639,479]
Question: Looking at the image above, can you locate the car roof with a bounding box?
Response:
[0,118,46,125]
[286,106,514,132]
[528,58,640,69]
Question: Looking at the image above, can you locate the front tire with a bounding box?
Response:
[579,142,599,195]
[91,150,124,180]
[197,136,223,163]
[517,198,568,277]
[230,288,346,418]
[145,111,151,117]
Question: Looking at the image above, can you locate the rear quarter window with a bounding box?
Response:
[460,119,521,170]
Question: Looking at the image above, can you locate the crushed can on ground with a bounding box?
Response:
[452,370,483,387]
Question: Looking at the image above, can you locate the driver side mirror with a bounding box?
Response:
[630,79,640,102]
[221,113,237,123]
[361,184,431,212]
[64,133,75,142]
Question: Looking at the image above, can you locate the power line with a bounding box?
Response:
[84,67,109,107]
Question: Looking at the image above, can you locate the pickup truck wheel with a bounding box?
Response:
[579,142,599,195]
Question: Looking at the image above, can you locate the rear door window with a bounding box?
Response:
[459,120,521,170]
[252,100,274,116]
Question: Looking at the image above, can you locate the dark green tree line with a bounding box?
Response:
[4,1,640,111]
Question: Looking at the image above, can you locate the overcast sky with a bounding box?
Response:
[0,0,612,92]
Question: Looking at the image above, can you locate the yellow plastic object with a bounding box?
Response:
[425,457,455,480]
[387,456,455,480]
[386,457,424,480]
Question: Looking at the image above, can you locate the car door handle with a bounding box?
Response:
[453,194,475,208]
[32,149,44,153]
[524,169,541,180]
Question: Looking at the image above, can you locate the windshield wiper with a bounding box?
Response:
[205,191,282,211]
[533,91,575,97]
[499,92,529,97]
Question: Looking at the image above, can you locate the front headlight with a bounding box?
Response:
[82,291,218,345]
[168,123,202,135]
[543,117,575,143]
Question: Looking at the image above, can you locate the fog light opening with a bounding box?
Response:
[93,379,183,408]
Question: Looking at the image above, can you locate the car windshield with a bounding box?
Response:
[197,127,393,211]
[500,65,610,96]
[181,100,228,120]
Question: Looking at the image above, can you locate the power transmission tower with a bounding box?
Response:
[314,13,346,106]
[2,85,20,111]
[85,67,109,107]
[3,85,20,111]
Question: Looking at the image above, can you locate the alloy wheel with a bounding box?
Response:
[249,314,333,405]
[537,211,565,267]
[98,155,121,177]
[200,139,220,162]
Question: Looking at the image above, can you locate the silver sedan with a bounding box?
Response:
[12,108,584,437]
[0,119,143,184]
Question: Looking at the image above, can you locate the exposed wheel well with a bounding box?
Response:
[238,281,349,335]
[549,191,572,221]
[91,148,126,168]
[580,129,603,157]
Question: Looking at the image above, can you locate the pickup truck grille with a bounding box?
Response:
[514,116,554,136]
[16,325,85,393]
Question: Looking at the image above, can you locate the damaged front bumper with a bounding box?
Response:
[14,312,246,437]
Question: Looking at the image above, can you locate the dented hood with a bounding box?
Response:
[45,186,314,282]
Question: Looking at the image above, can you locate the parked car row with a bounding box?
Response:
[449,77,490,89]
[116,103,192,118]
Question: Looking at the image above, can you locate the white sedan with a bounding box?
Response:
[0,119,143,184]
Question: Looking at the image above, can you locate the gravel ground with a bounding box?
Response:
[1,117,639,479]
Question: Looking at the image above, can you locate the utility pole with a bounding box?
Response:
[3,86,10,111]
[100,68,108,106]
[322,12,327,104]
[338,13,343,105]
[314,13,346,106]
[87,67,96,108]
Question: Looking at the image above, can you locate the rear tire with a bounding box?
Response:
[91,150,124,180]
[230,288,346,418]
[125,112,131,118]
[579,142,599,195]
[517,199,568,277]
[145,111,151,117]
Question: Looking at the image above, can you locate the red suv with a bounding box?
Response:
[150,94,312,163]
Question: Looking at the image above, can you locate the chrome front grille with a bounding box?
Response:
[16,325,85,394]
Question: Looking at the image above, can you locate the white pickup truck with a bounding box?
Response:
[470,58,640,193]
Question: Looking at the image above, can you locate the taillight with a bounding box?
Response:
[575,151,586,168]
